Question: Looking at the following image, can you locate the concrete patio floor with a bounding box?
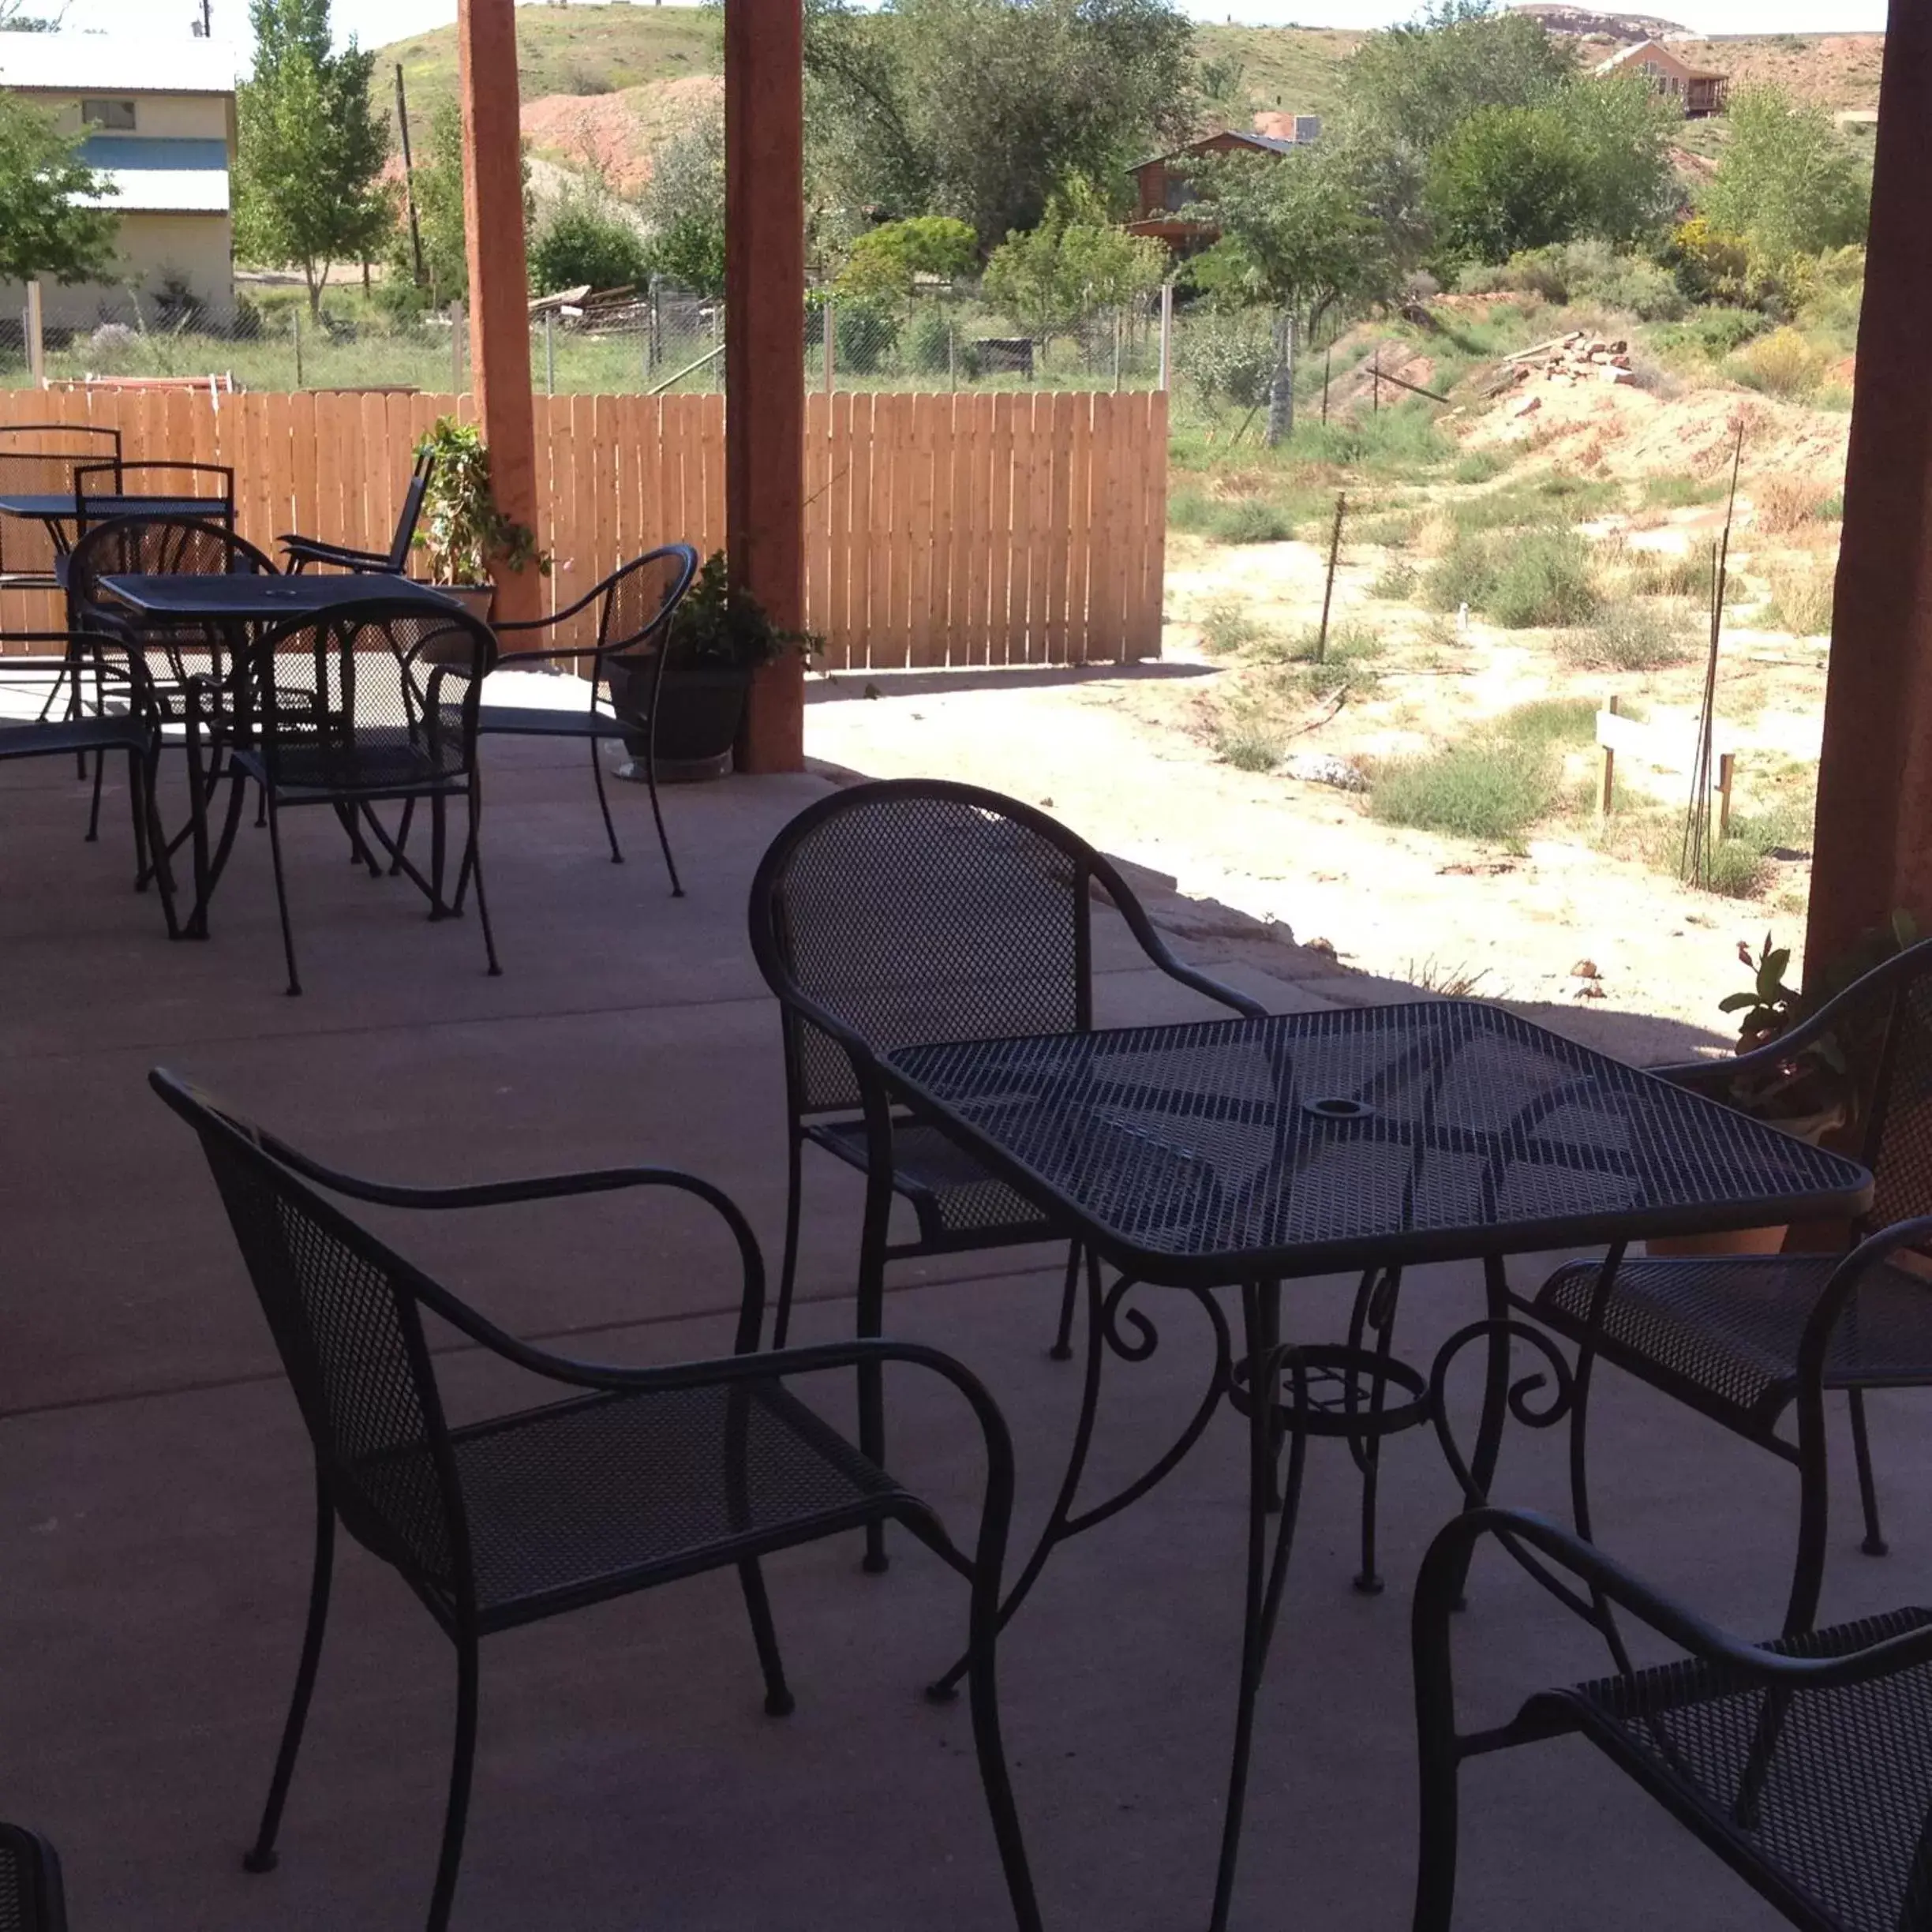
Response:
[1,733,1923,1932]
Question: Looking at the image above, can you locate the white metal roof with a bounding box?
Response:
[0,33,238,97]
[78,167,231,215]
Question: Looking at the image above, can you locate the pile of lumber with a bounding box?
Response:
[1485,330,1635,406]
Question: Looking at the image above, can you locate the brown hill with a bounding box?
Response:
[519,76,721,196]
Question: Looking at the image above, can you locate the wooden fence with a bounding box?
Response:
[0,388,1167,665]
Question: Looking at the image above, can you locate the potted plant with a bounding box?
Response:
[410,417,547,621]
[610,549,819,783]
[1649,918,1916,1255]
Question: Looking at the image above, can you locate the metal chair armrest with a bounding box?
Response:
[1417,1505,1932,1694]
[1087,852,1269,1019]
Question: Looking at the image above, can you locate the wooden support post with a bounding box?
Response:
[456,0,541,624]
[1806,0,1932,972]
[24,282,43,388]
[727,0,806,773]
[1717,750,1735,842]
[1598,693,1619,818]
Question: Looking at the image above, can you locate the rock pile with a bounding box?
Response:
[1487,331,1637,416]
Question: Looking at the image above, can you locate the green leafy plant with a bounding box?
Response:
[411,417,548,585]
[530,189,650,296]
[665,550,821,672]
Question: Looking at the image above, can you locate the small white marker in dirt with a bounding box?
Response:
[1457,601,1470,635]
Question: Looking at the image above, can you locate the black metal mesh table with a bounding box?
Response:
[885,1002,1871,1282]
[882,1000,1873,1931]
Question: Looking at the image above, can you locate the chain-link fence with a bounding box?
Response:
[0,277,1180,398]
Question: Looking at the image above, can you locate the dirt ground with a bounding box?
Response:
[808,363,1850,1040]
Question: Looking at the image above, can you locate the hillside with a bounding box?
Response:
[374,8,1884,182]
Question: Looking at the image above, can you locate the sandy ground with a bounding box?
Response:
[805,641,1803,1037]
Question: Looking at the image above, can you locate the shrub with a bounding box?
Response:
[1215,712,1285,772]
[1424,531,1498,614]
[1727,325,1828,399]
[1370,557,1419,599]
[1177,310,1277,414]
[1458,241,1685,319]
[1486,526,1599,627]
[530,196,650,298]
[903,304,957,374]
[1561,604,1694,670]
[1639,474,1725,510]
[1451,450,1505,485]
[1754,474,1832,534]
[1495,696,1599,747]
[1701,840,1772,900]
[1196,597,1265,653]
[1371,739,1559,841]
[1625,544,1714,600]
[1357,510,1421,549]
[1215,496,1297,544]
[1651,305,1767,361]
[1762,559,1837,635]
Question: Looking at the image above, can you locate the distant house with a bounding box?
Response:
[1126,124,1319,253]
[1594,39,1728,118]
[0,35,239,331]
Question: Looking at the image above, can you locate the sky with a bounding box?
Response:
[37,0,1893,58]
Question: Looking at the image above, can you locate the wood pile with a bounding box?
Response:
[1484,330,1636,411]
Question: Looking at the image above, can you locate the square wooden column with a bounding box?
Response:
[1805,0,1932,970]
[725,0,807,773]
[457,0,541,626]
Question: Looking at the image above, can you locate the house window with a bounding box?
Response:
[81,99,137,129]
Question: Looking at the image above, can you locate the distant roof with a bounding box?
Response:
[1593,38,1723,78]
[0,34,238,97]
[1133,129,1306,170]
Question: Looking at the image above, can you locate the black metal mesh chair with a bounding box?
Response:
[72,459,234,537]
[219,602,500,995]
[475,544,698,893]
[1413,1495,1932,1932]
[149,1066,1042,1932]
[747,779,1265,1567]
[0,635,175,930]
[280,449,434,575]
[1526,938,1932,1633]
[0,1820,67,1931]
[0,421,121,586]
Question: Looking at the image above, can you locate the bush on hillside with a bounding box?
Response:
[530,194,650,298]
[1458,239,1684,320]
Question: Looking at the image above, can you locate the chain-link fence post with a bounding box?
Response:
[1158,281,1174,392]
[544,311,555,397]
[290,307,302,388]
[823,295,835,394]
[24,283,44,388]
[451,301,465,394]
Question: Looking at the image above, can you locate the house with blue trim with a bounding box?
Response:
[0,35,239,331]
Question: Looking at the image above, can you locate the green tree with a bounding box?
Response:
[639,103,725,296]
[834,215,978,304]
[1425,104,1590,267]
[530,187,650,296]
[0,90,117,283]
[982,184,1166,346]
[1560,70,1677,245]
[1700,84,1871,261]
[1189,147,1399,443]
[804,0,1195,248]
[383,99,474,312]
[1345,0,1574,155]
[234,0,390,316]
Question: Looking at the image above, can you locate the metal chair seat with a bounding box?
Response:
[417,1381,908,1629]
[474,700,628,741]
[230,727,471,802]
[1541,1606,1932,1932]
[807,1115,1054,1248]
[1534,1252,1932,1439]
[0,711,151,761]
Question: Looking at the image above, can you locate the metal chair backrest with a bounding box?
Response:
[0,1818,67,1931]
[0,424,122,581]
[149,1069,472,1601]
[73,459,234,535]
[747,779,1100,1117]
[384,449,436,571]
[66,515,277,687]
[588,543,699,666]
[1848,941,1932,1233]
[252,602,497,791]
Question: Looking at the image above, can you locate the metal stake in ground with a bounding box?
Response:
[1313,493,1346,665]
[1683,424,1747,889]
